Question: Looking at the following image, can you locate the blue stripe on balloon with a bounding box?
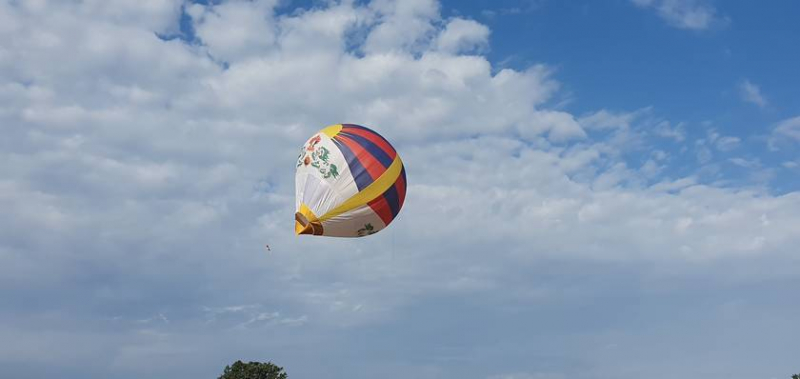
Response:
[338,131,393,169]
[382,183,401,219]
[342,124,394,148]
[333,137,373,191]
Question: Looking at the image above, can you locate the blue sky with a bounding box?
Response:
[462,0,800,192]
[1,1,800,378]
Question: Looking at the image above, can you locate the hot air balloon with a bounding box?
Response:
[295,124,406,237]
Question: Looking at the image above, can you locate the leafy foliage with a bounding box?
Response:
[218,360,288,379]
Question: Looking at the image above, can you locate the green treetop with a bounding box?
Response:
[218,360,288,379]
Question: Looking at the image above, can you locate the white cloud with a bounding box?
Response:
[631,0,728,30]
[715,135,740,151]
[579,107,651,131]
[363,0,440,54]
[653,120,686,142]
[768,116,800,151]
[435,18,490,54]
[729,157,760,169]
[488,373,565,379]
[739,79,768,108]
[524,110,587,142]
[136,313,169,324]
[772,116,800,141]
[2,0,796,308]
[578,108,689,158]
[188,0,280,63]
[696,144,713,163]
[481,0,544,18]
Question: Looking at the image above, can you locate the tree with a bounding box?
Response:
[218,360,288,379]
[791,374,799,379]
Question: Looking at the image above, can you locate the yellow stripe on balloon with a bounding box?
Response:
[295,203,321,234]
[320,124,342,138]
[317,156,404,222]
[298,203,317,221]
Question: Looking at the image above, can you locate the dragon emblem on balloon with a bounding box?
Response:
[296,134,340,179]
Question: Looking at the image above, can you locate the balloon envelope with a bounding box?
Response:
[295,124,406,237]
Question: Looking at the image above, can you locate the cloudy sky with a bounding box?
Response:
[2,0,800,378]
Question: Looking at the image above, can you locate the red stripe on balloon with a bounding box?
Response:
[341,127,397,160]
[394,167,406,211]
[368,196,394,226]
[335,135,386,180]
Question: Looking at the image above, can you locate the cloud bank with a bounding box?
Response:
[1,0,799,378]
[630,0,728,30]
